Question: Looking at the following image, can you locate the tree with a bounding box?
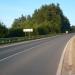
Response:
[27,15,32,21]
[37,22,50,35]
[71,26,75,32]
[61,16,71,32]
[8,28,25,37]
[11,3,71,36]
[12,15,27,29]
[0,22,8,38]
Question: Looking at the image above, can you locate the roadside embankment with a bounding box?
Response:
[61,36,75,75]
[56,35,75,75]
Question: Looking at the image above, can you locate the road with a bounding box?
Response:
[0,34,74,75]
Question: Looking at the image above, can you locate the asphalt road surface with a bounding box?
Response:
[0,33,74,75]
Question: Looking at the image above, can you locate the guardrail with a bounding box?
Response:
[0,37,26,44]
[0,34,57,45]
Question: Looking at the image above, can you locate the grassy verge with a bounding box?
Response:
[0,33,60,45]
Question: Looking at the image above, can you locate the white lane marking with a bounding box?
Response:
[0,35,60,62]
[56,35,74,75]
[0,46,36,62]
[0,35,61,62]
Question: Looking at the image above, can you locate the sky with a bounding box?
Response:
[0,0,75,28]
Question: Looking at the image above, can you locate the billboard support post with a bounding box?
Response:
[23,29,33,39]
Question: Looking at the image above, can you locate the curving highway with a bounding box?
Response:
[0,33,74,75]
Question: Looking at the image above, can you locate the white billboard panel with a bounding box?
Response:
[23,29,33,32]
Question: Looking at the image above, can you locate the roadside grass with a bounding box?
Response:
[0,33,60,45]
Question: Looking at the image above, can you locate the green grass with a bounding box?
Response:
[0,33,59,45]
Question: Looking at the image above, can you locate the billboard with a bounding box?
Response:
[23,29,33,32]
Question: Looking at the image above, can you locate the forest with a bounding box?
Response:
[0,3,72,38]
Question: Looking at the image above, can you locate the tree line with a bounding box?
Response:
[0,3,72,38]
